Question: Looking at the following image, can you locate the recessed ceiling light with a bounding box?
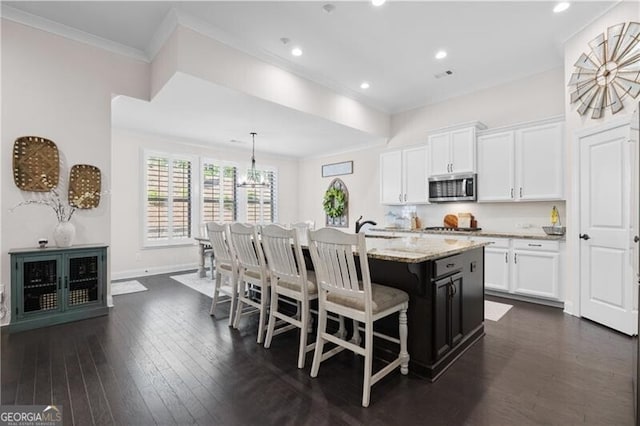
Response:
[360,82,370,89]
[553,2,570,13]
[435,50,447,60]
[291,47,303,57]
[371,0,386,6]
[322,3,335,14]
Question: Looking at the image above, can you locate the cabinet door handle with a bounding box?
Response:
[505,252,508,263]
[446,263,456,268]
[57,277,61,290]
[520,187,523,198]
[399,193,402,202]
[510,188,514,199]
[64,276,68,289]
[528,243,542,247]
[634,235,639,243]
[514,253,518,264]
[404,194,407,202]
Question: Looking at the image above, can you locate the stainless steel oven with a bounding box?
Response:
[428,173,477,202]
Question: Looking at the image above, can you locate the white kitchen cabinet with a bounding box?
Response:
[477,119,564,202]
[515,122,564,200]
[477,132,514,201]
[380,146,428,205]
[481,238,511,292]
[512,239,560,300]
[428,126,480,176]
[473,236,563,303]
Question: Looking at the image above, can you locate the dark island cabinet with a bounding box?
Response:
[368,246,485,380]
[433,271,463,359]
[9,244,109,332]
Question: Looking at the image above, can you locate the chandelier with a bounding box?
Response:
[237,132,269,188]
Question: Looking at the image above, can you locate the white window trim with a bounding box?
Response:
[142,150,198,248]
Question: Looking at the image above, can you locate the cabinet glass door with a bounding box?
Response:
[66,253,101,308]
[21,257,60,316]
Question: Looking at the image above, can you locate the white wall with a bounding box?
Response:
[1,20,149,325]
[298,68,566,232]
[391,68,565,147]
[563,1,640,316]
[110,128,299,279]
[152,26,390,139]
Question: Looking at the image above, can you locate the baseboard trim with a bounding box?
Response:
[485,290,564,309]
[111,263,199,281]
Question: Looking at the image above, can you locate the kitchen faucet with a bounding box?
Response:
[355,215,377,233]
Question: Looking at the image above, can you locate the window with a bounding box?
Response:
[243,168,277,224]
[144,153,194,245]
[202,161,237,223]
[143,151,278,246]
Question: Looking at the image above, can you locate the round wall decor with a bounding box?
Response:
[568,21,640,119]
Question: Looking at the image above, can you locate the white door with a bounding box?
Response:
[450,128,476,173]
[477,132,514,201]
[579,122,635,335]
[380,151,403,204]
[428,133,450,176]
[403,146,428,204]
[516,122,564,201]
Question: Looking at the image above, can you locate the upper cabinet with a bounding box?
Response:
[477,119,564,202]
[380,145,428,205]
[428,124,486,176]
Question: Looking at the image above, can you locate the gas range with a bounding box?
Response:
[423,227,482,232]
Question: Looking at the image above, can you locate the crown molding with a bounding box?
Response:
[1,5,149,62]
[145,8,179,61]
[1,3,389,114]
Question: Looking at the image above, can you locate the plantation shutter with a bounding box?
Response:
[145,153,193,244]
[202,162,237,223]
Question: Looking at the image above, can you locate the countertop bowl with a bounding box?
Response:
[542,226,566,236]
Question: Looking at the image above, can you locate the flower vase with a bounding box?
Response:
[54,221,76,247]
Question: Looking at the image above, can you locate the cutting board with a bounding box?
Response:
[444,214,458,228]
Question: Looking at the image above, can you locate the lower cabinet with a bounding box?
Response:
[473,236,563,303]
[10,244,109,332]
[433,272,463,359]
[512,240,560,299]
[484,239,510,292]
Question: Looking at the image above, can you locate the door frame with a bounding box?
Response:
[568,114,635,321]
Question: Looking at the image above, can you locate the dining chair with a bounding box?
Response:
[307,227,410,407]
[230,223,270,344]
[261,224,318,368]
[206,222,238,326]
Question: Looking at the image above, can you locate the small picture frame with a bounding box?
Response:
[322,161,353,178]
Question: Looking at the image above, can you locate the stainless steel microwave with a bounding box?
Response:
[428,173,477,202]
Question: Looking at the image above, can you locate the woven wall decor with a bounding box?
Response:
[12,136,60,191]
[68,164,102,209]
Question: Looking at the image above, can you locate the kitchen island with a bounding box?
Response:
[359,236,487,380]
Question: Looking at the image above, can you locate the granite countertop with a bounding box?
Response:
[370,228,565,241]
[364,236,489,263]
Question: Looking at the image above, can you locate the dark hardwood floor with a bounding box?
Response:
[2,272,635,425]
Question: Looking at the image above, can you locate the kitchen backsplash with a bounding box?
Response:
[385,201,566,234]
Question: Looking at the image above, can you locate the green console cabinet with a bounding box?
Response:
[9,244,109,332]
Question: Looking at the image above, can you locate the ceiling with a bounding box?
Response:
[112,73,382,158]
[2,1,618,157]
